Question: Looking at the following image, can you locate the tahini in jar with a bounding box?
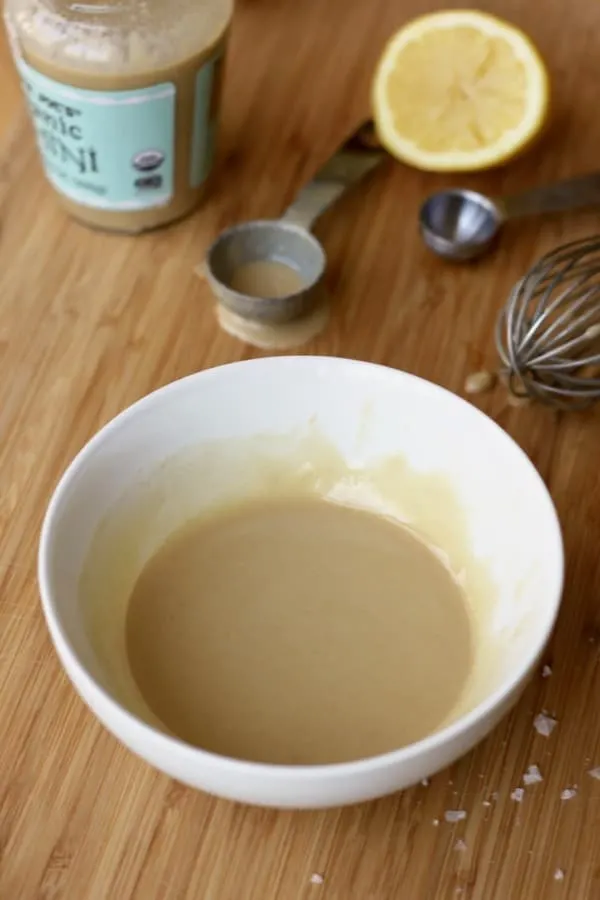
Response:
[4,0,233,233]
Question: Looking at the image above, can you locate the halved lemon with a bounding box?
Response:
[372,10,550,172]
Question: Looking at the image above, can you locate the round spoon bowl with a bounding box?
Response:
[206,220,326,324]
[420,189,503,261]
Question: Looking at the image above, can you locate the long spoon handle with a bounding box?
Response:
[281,122,386,230]
[500,172,600,220]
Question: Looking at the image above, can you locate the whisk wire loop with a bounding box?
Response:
[496,235,600,408]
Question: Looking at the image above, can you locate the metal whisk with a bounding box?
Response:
[496,236,600,409]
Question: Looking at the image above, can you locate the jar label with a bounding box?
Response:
[17,58,175,211]
[190,48,225,189]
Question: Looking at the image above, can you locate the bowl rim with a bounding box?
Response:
[38,355,564,780]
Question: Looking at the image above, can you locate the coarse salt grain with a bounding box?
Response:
[482,800,492,807]
[534,713,557,737]
[444,810,467,823]
[464,370,496,395]
[432,818,440,826]
[585,324,600,340]
[511,788,525,802]
[454,839,467,852]
[560,788,577,801]
[523,765,543,786]
[588,767,600,780]
[421,778,430,786]
[310,873,324,885]
[542,665,552,678]
[554,869,565,881]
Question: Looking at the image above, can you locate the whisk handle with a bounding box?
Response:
[499,173,600,220]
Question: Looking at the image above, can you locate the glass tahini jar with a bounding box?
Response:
[4,0,233,232]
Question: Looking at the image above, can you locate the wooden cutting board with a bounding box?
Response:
[2,0,600,897]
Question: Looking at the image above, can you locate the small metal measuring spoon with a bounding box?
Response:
[419,172,600,261]
[206,123,385,323]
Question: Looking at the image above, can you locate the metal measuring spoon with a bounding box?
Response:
[205,123,385,323]
[419,172,600,261]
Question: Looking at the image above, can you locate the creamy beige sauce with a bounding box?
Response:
[7,0,232,232]
[229,260,306,299]
[125,495,474,765]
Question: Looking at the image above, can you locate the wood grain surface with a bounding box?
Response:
[2,0,600,897]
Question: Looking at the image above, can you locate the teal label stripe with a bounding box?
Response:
[18,58,175,211]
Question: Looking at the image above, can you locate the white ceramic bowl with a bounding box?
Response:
[38,357,563,809]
